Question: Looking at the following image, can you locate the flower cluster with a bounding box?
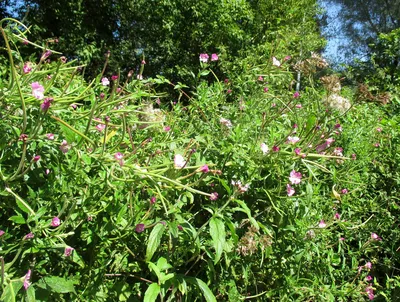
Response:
[199,53,219,63]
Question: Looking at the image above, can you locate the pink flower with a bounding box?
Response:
[376,127,382,132]
[366,285,374,300]
[333,147,343,156]
[334,212,341,220]
[70,103,77,109]
[211,53,219,61]
[326,138,335,146]
[284,55,292,61]
[295,104,302,108]
[226,89,232,94]
[232,180,250,193]
[210,192,219,200]
[366,275,373,281]
[150,197,156,204]
[100,93,105,99]
[200,165,209,173]
[371,233,382,241]
[365,262,372,270]
[135,223,145,233]
[46,133,54,140]
[41,50,52,61]
[111,75,118,81]
[339,237,345,241]
[45,169,50,175]
[335,123,342,131]
[258,76,264,81]
[174,154,186,169]
[23,269,32,290]
[164,126,171,132]
[60,140,70,154]
[23,63,32,74]
[374,143,380,147]
[287,184,295,196]
[351,153,356,160]
[289,170,302,185]
[40,97,53,111]
[114,152,124,161]
[341,189,348,194]
[220,118,232,128]
[101,77,110,86]
[287,136,300,144]
[272,56,281,67]
[272,145,280,152]
[141,60,146,65]
[64,246,74,257]
[271,103,276,107]
[24,232,34,240]
[294,148,301,155]
[51,217,61,227]
[199,53,209,63]
[31,82,45,100]
[318,220,327,228]
[96,124,106,132]
[293,91,300,98]
[260,143,269,155]
[137,74,143,80]
[33,155,41,162]
[0,230,4,237]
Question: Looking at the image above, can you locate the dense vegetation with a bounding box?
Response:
[0,0,400,301]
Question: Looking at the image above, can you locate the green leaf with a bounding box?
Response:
[1,280,23,302]
[36,276,76,294]
[9,215,26,224]
[186,277,216,302]
[26,285,36,302]
[146,223,166,262]
[209,217,226,264]
[143,283,160,302]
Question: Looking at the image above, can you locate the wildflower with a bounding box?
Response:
[22,38,28,45]
[178,225,183,231]
[263,87,269,93]
[224,78,229,84]
[96,124,106,132]
[41,50,52,61]
[226,89,232,94]
[210,192,219,200]
[258,76,264,81]
[23,270,32,290]
[116,87,122,93]
[220,118,232,128]
[287,184,295,196]
[294,148,301,155]
[289,170,302,185]
[232,180,250,193]
[366,284,374,300]
[24,232,34,240]
[33,155,41,162]
[371,233,382,241]
[272,145,280,152]
[211,53,219,61]
[19,134,28,142]
[272,56,281,67]
[199,53,209,63]
[51,217,61,227]
[137,74,143,80]
[351,153,357,160]
[318,220,327,228]
[0,230,5,237]
[135,223,145,233]
[174,154,186,169]
[366,275,373,281]
[59,56,67,63]
[341,188,348,194]
[334,212,341,220]
[141,60,146,65]
[326,138,335,146]
[339,237,345,241]
[365,262,372,270]
[374,143,380,148]
[293,91,300,98]
[150,197,156,204]
[295,104,302,108]
[111,75,118,81]
[335,123,342,131]
[46,133,54,140]
[164,126,171,132]
[333,147,343,156]
[284,55,291,61]
[70,103,77,109]
[40,97,53,112]
[100,93,105,99]
[101,77,110,86]
[60,140,70,154]
[23,63,32,74]
[271,103,276,107]
[287,136,300,144]
[200,165,210,173]
[64,246,74,257]
[31,82,45,100]
[260,143,269,155]
[376,127,382,132]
